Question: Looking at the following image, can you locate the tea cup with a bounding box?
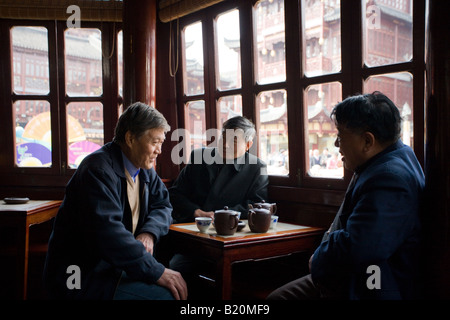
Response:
[195,217,212,233]
[270,215,279,229]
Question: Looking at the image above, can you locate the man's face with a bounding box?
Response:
[218,128,252,160]
[126,128,166,170]
[334,125,367,172]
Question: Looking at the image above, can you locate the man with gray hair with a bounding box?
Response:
[44,102,187,300]
[168,116,268,298]
[169,116,268,223]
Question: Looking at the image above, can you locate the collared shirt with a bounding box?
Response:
[211,148,248,172]
[122,152,140,182]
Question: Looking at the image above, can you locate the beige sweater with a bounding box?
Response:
[125,169,140,234]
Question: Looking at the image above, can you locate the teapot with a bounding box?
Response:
[248,204,271,233]
[214,206,239,235]
[252,200,277,215]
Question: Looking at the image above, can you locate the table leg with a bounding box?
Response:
[16,222,29,300]
[217,255,233,300]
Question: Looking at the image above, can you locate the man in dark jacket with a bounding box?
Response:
[169,116,268,223]
[167,116,268,298]
[43,102,187,300]
[268,92,425,300]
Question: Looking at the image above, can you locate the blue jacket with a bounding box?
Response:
[43,142,172,299]
[311,141,425,299]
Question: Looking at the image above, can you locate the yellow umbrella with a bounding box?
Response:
[22,112,86,146]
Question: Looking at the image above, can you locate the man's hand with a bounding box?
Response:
[156,268,188,300]
[194,209,214,219]
[136,232,155,255]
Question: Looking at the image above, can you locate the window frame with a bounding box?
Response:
[174,0,425,191]
[0,19,123,184]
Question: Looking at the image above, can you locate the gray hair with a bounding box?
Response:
[113,102,170,143]
[222,116,256,142]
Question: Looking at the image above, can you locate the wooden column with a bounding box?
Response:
[123,0,157,107]
[422,0,450,299]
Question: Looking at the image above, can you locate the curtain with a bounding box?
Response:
[159,0,223,22]
[0,0,122,22]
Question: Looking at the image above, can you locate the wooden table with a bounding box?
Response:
[0,200,62,299]
[169,220,325,299]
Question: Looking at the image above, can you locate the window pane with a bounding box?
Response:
[184,22,204,95]
[303,0,341,77]
[363,0,413,67]
[257,90,288,176]
[255,0,286,84]
[65,28,102,97]
[364,72,413,146]
[305,82,343,178]
[67,102,103,168]
[11,27,49,95]
[186,100,206,151]
[118,30,123,97]
[218,95,243,128]
[14,101,52,167]
[216,9,241,90]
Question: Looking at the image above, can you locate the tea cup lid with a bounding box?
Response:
[215,206,239,215]
[249,204,271,214]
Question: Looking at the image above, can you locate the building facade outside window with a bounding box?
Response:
[175,0,422,187]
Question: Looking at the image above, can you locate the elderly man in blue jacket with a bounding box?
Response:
[43,102,187,300]
[268,92,425,300]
